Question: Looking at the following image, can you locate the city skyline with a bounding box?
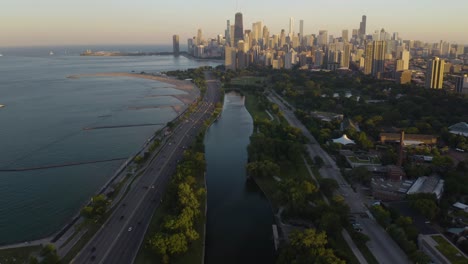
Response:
[2,0,468,47]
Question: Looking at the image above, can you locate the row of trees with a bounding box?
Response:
[370,205,431,263]
[80,194,110,222]
[147,151,206,264]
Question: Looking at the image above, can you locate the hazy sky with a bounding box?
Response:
[1,0,467,47]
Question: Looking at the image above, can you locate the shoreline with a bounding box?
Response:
[0,72,200,250]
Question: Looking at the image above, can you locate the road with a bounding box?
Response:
[267,91,409,264]
[72,72,220,264]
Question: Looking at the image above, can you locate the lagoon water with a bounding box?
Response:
[0,47,219,244]
[204,92,275,264]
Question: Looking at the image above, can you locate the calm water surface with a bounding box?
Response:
[204,92,275,264]
[0,47,219,244]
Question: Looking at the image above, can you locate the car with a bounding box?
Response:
[91,247,96,252]
[151,185,155,189]
[90,256,96,261]
[128,227,133,232]
[120,215,124,220]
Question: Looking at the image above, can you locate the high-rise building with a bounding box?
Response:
[299,20,304,44]
[341,43,351,68]
[172,35,180,56]
[318,30,328,46]
[315,50,324,67]
[455,74,468,94]
[225,46,237,70]
[279,29,286,47]
[197,29,203,45]
[359,15,367,36]
[425,57,445,89]
[401,50,410,70]
[342,29,349,42]
[234,12,244,47]
[289,17,294,37]
[372,40,387,78]
[225,20,231,46]
[364,42,373,75]
[285,48,297,69]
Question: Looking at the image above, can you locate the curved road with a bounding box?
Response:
[72,72,220,264]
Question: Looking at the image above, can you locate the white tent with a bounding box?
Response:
[332,134,356,145]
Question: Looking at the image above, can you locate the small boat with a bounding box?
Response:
[0,105,5,108]
[49,51,54,56]
[0,54,3,57]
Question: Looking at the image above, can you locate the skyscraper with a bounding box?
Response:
[364,43,373,75]
[359,15,367,37]
[299,20,304,44]
[225,20,231,46]
[172,35,179,56]
[289,17,294,37]
[318,30,328,46]
[372,40,387,78]
[455,74,468,94]
[342,29,349,42]
[425,57,445,89]
[197,29,203,45]
[401,50,410,70]
[234,12,244,47]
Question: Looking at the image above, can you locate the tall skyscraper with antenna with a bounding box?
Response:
[234,12,244,47]
[359,15,367,37]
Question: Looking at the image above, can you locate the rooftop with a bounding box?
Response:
[407,175,444,200]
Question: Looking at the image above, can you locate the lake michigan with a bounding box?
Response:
[0,45,220,244]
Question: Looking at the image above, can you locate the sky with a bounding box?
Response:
[1,0,467,47]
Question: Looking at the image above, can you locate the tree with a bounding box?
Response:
[410,198,439,220]
[277,229,345,264]
[314,156,324,168]
[318,178,339,197]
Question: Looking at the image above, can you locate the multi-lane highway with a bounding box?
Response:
[267,91,409,264]
[72,72,220,264]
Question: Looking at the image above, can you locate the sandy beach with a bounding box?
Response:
[68,72,199,107]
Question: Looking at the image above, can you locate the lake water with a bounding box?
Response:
[204,92,275,264]
[0,47,219,244]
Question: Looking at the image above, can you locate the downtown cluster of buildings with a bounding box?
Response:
[172,13,468,93]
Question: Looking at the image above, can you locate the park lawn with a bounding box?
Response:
[243,91,272,122]
[348,156,381,164]
[0,246,41,264]
[431,235,468,264]
[231,76,265,87]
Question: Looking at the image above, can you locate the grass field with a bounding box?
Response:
[231,76,266,87]
[0,246,41,264]
[432,235,468,264]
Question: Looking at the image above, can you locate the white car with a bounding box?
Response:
[128,227,133,232]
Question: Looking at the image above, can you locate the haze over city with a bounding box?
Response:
[2,0,468,46]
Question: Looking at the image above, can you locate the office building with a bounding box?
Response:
[364,43,373,75]
[425,57,445,89]
[289,17,294,37]
[197,29,203,45]
[285,48,297,69]
[372,40,387,78]
[225,20,231,46]
[401,50,410,70]
[299,20,304,44]
[395,70,412,84]
[225,46,237,70]
[172,35,179,56]
[234,12,244,47]
[456,74,468,94]
[342,29,349,42]
[318,30,328,46]
[359,15,367,36]
[341,43,351,68]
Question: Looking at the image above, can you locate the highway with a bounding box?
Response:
[267,91,409,264]
[72,72,220,264]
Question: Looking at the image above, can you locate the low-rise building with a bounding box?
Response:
[379,133,438,145]
[418,234,468,264]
